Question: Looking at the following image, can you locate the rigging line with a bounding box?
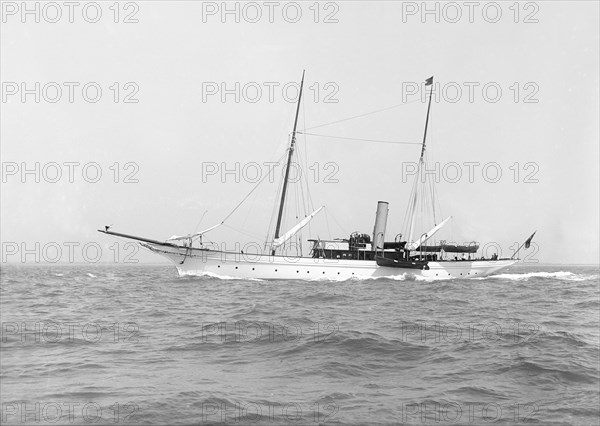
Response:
[297,132,421,145]
[192,209,209,233]
[325,206,349,237]
[425,153,438,225]
[293,174,300,228]
[265,153,287,249]
[262,135,299,249]
[221,151,287,226]
[294,183,303,256]
[430,153,444,223]
[290,122,324,244]
[298,139,315,216]
[403,159,420,239]
[300,152,315,218]
[299,132,315,213]
[297,93,315,249]
[276,173,291,251]
[299,136,315,253]
[299,98,422,131]
[295,133,308,218]
[324,207,332,240]
[222,223,264,241]
[301,88,312,217]
[401,176,413,234]
[298,154,309,226]
[434,168,444,228]
[239,159,271,230]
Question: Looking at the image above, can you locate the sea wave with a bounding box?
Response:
[179,270,265,281]
[480,271,598,282]
[1,264,598,425]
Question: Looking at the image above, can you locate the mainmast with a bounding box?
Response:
[272,70,305,255]
[407,76,434,245]
[419,76,434,161]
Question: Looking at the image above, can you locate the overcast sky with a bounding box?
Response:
[1,1,598,264]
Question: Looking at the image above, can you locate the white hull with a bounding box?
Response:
[141,243,515,280]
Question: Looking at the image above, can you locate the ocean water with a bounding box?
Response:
[1,263,598,425]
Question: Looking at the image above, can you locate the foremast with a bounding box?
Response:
[272,70,306,255]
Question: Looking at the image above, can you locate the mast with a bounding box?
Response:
[407,76,434,245]
[272,70,305,255]
[419,76,434,161]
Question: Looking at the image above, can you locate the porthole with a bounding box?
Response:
[322,272,325,274]
[235,266,238,269]
[252,268,255,271]
[218,265,220,268]
[275,269,278,272]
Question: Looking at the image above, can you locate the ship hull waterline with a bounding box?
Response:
[140,243,515,280]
